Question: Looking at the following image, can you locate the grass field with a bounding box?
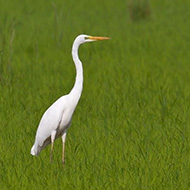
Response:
[0,0,190,189]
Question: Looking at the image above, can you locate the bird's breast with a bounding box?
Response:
[57,108,75,135]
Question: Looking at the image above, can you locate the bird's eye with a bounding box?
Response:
[84,37,89,40]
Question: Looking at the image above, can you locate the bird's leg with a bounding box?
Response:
[61,132,67,165]
[50,130,57,163]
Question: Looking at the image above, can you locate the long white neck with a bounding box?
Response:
[69,41,83,103]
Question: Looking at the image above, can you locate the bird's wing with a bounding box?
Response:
[35,96,67,147]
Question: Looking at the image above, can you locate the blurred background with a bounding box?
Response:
[0,0,189,189]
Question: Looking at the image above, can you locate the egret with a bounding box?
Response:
[31,34,110,164]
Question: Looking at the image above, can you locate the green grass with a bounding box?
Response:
[0,0,190,189]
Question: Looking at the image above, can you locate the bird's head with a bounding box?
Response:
[75,34,110,45]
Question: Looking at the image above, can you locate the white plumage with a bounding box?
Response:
[30,34,109,163]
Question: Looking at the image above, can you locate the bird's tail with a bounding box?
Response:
[31,138,51,156]
[31,144,38,156]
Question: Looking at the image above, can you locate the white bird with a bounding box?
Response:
[31,34,110,164]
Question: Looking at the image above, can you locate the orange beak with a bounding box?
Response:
[88,36,110,41]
